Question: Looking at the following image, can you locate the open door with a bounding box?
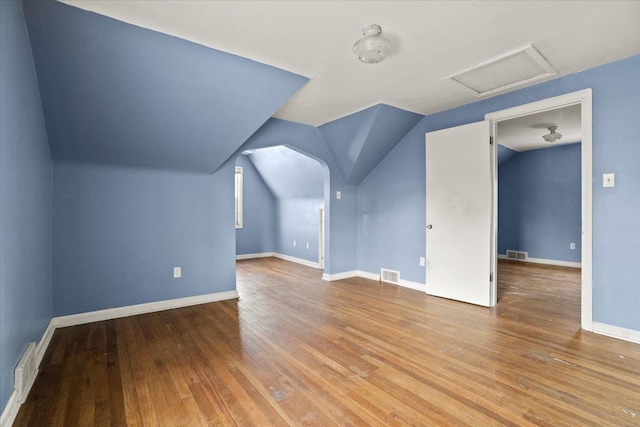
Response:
[426,121,493,307]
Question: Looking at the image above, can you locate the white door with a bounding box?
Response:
[426,121,493,307]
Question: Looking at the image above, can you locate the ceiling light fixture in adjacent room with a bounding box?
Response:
[542,125,563,143]
[353,24,391,64]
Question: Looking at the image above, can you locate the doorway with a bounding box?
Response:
[234,145,328,272]
[424,89,592,329]
[487,89,593,330]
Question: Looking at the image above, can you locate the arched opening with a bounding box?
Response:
[234,144,330,276]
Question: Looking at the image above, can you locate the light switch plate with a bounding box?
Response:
[603,173,615,187]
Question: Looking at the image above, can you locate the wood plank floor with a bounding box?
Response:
[14,258,640,426]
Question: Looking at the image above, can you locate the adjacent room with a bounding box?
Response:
[2,1,640,425]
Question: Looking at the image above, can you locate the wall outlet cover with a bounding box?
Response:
[173,267,181,278]
[603,173,615,187]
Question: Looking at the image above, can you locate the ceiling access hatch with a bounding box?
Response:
[443,45,557,97]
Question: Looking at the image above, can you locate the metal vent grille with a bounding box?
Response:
[506,250,528,261]
[15,342,37,402]
[381,268,400,284]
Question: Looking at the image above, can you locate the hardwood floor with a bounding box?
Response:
[14,258,640,426]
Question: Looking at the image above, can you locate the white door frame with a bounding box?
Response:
[318,207,325,270]
[485,88,593,331]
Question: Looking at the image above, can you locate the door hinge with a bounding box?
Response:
[489,136,494,145]
[490,273,493,282]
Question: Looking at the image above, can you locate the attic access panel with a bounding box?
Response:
[444,45,557,97]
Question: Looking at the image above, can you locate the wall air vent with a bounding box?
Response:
[15,342,37,403]
[443,45,557,97]
[506,250,528,261]
[381,268,400,285]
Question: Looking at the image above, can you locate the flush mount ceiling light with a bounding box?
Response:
[542,125,563,143]
[353,24,391,64]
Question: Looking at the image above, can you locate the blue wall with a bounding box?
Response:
[497,144,518,166]
[275,199,323,263]
[21,0,307,318]
[53,162,236,316]
[0,0,52,409]
[235,155,276,256]
[22,0,307,174]
[358,122,428,283]
[498,144,582,262]
[358,54,640,331]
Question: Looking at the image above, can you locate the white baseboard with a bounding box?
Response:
[35,320,56,370]
[0,289,239,425]
[356,270,426,292]
[1,320,55,426]
[322,270,358,281]
[0,319,56,427]
[53,290,239,328]
[0,390,19,427]
[498,254,581,268]
[357,271,379,281]
[592,322,640,344]
[236,252,274,260]
[398,278,427,292]
[273,253,321,269]
[322,269,426,292]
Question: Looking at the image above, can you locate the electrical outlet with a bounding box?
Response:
[336,191,341,200]
[419,257,426,267]
[173,267,181,278]
[293,240,296,247]
[570,243,576,250]
[306,242,309,249]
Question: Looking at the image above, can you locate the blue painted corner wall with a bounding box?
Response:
[0,0,53,410]
[320,104,423,185]
[53,162,237,316]
[498,143,582,262]
[235,155,276,256]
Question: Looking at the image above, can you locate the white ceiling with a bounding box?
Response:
[497,104,581,152]
[59,1,640,126]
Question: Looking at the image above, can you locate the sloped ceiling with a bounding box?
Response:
[245,146,323,199]
[57,1,640,126]
[22,1,307,173]
[320,104,423,185]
